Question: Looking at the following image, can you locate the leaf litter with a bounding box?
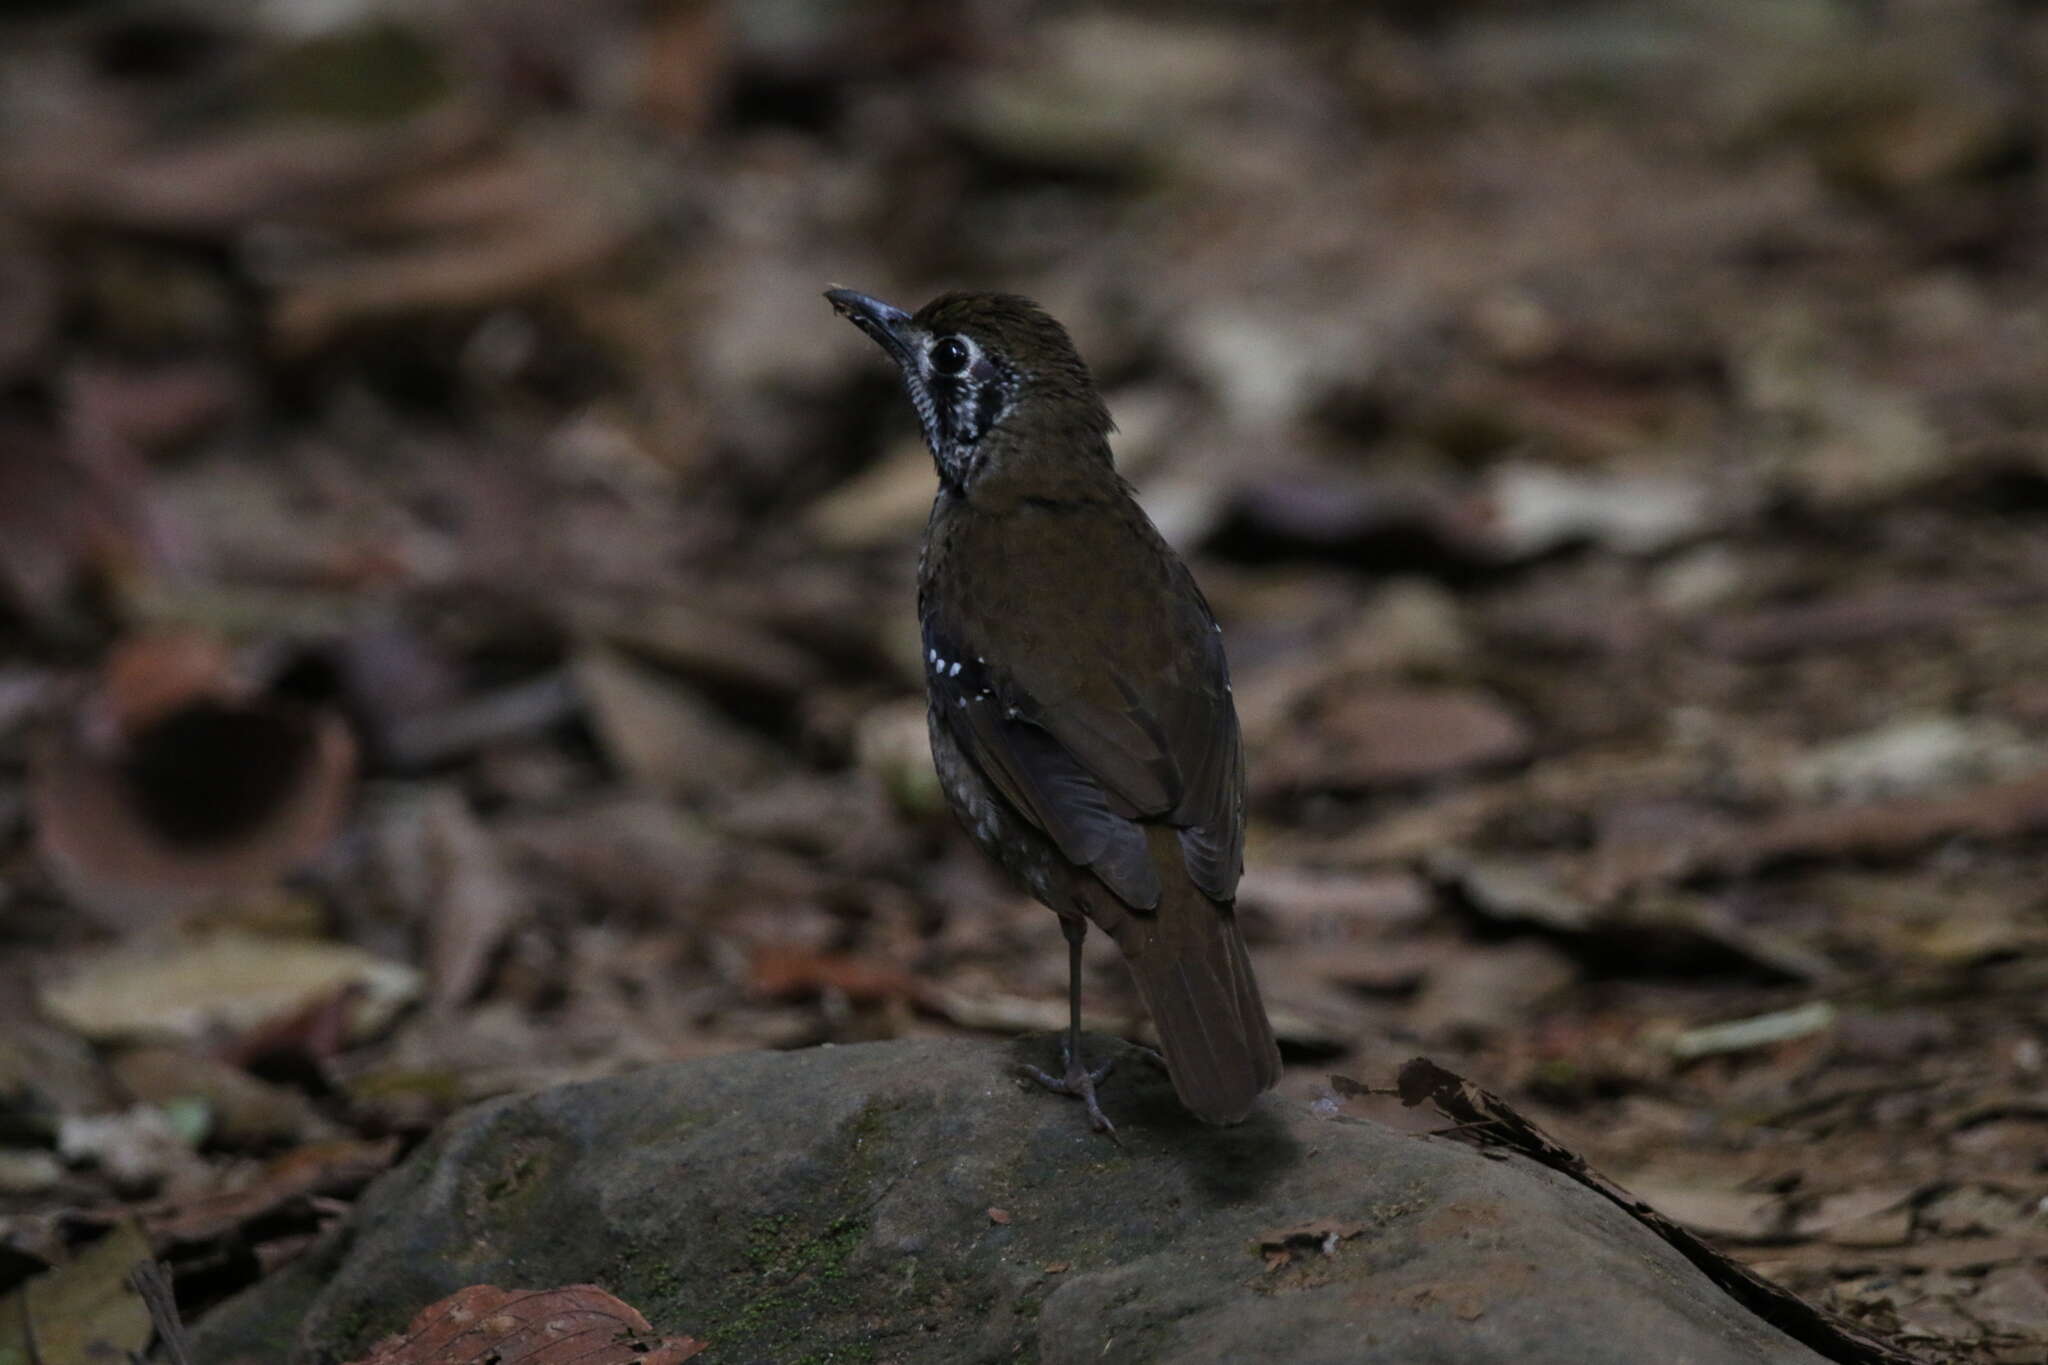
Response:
[0,2,2042,1360]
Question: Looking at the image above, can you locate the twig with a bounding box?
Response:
[127,1260,193,1365]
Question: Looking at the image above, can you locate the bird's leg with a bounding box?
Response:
[1023,917,1120,1140]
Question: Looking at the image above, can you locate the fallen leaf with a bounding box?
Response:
[374,788,523,1013]
[0,418,150,626]
[567,595,821,700]
[111,1045,336,1146]
[573,645,774,801]
[1623,1182,1785,1242]
[271,163,632,350]
[749,946,920,1006]
[1408,940,1578,1040]
[635,0,728,133]
[32,632,358,932]
[1782,715,2037,803]
[0,1150,64,1194]
[1722,770,2048,873]
[1425,851,1597,932]
[1478,462,1714,557]
[855,699,947,816]
[987,1207,1011,1225]
[347,1284,706,1365]
[39,932,421,1045]
[1263,685,1530,791]
[63,358,243,454]
[7,100,492,234]
[1965,1265,2048,1337]
[140,1137,400,1248]
[1699,584,2040,660]
[1793,1188,1917,1247]
[0,1218,152,1365]
[1236,866,1433,939]
[806,441,940,549]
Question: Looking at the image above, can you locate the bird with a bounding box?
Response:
[825,286,1281,1132]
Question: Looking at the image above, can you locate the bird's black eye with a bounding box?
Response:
[931,336,970,376]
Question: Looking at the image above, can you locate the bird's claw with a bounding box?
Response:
[1022,1043,1123,1144]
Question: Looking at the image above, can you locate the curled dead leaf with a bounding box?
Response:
[31,631,357,931]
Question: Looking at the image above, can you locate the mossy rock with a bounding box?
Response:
[191,1036,1825,1364]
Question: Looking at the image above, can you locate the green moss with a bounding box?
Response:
[454,1119,572,1244]
[687,1096,917,1359]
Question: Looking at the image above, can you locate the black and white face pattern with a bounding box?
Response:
[901,331,1016,490]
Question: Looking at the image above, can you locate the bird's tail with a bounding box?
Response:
[1090,827,1281,1125]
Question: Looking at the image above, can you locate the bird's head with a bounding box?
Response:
[826,288,1113,494]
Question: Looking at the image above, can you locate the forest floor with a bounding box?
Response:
[0,3,2044,1361]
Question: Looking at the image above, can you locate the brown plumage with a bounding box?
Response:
[827,287,1281,1129]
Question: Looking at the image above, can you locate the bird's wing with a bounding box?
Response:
[922,508,1243,908]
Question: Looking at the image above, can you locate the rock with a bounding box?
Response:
[192,1037,1827,1365]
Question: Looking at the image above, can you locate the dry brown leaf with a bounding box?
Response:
[271,143,636,349]
[1262,684,1529,792]
[39,933,419,1045]
[573,646,775,801]
[140,1137,401,1249]
[1699,584,2042,660]
[348,1284,706,1365]
[32,632,359,931]
[111,1045,337,1146]
[635,1,729,134]
[748,946,920,1005]
[0,1218,153,1365]
[0,418,151,624]
[6,101,491,233]
[373,788,523,1014]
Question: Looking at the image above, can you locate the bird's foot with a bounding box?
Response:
[1022,1043,1122,1145]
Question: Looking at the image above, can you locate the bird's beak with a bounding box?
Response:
[825,287,918,367]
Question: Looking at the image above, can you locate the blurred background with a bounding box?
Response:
[0,0,2044,1355]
